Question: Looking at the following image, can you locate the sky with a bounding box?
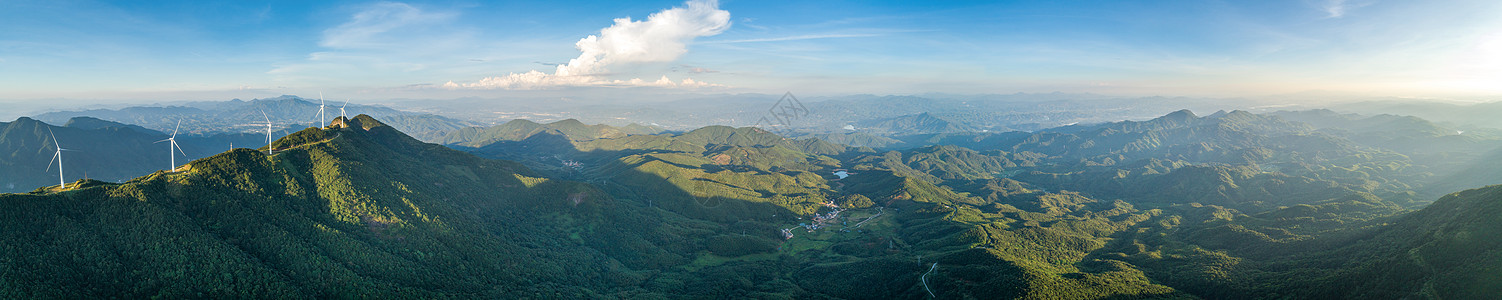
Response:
[1,0,1500,104]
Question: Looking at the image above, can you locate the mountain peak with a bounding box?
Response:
[350,114,389,129]
[1164,109,1197,119]
[11,116,40,124]
[504,119,541,126]
[64,117,160,135]
[550,119,587,127]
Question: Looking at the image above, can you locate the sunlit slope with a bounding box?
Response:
[0,115,702,298]
[577,126,849,222]
[1321,184,1502,299]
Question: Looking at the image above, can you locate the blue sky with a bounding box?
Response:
[2,0,1499,102]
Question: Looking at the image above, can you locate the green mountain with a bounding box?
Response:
[5,111,1502,298]
[62,116,160,134]
[459,124,853,222]
[0,115,765,298]
[1329,184,1502,299]
[886,109,1502,202]
[1270,109,1502,195]
[847,145,1021,182]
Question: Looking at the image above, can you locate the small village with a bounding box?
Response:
[781,199,886,241]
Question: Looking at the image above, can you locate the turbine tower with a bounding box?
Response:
[44,128,68,190]
[260,110,275,155]
[155,120,188,171]
[316,92,327,126]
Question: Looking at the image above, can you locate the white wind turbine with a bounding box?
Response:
[260,109,275,155]
[339,98,350,120]
[43,128,70,190]
[315,92,327,126]
[155,120,188,171]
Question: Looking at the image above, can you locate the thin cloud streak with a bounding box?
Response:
[1321,0,1374,18]
[321,2,456,49]
[704,33,880,44]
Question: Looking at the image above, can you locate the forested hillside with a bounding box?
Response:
[3,111,1500,298]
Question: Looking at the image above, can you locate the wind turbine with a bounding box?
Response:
[43,128,69,190]
[339,99,350,120]
[155,120,188,171]
[260,109,275,155]
[315,92,327,126]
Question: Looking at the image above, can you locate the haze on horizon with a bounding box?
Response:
[2,0,1500,105]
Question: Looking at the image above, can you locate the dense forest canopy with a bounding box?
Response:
[1,110,1500,299]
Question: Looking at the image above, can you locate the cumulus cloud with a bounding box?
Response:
[448,0,729,90]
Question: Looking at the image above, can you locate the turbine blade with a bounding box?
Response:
[173,141,188,157]
[172,120,181,137]
[155,138,171,143]
[46,152,58,172]
[48,127,59,148]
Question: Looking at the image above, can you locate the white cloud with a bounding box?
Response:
[607,76,723,88]
[442,70,594,90]
[1321,0,1374,18]
[443,73,722,89]
[447,0,730,90]
[703,33,879,44]
[684,65,719,74]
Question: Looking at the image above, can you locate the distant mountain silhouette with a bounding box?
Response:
[855,112,978,135]
[33,95,476,142]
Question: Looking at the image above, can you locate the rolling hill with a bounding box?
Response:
[0,115,751,298]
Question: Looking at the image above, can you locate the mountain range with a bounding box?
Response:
[33,95,477,142]
[3,107,1501,298]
